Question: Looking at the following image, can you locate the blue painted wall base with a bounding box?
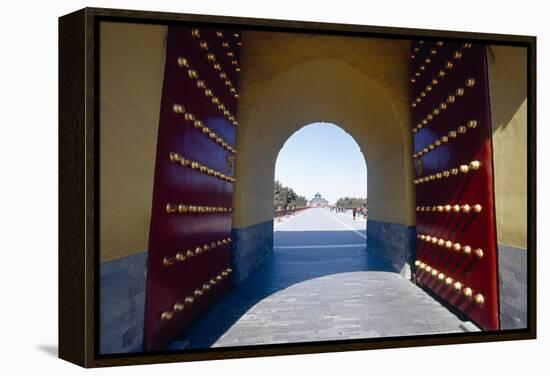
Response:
[99,252,147,355]
[366,219,416,279]
[498,243,528,330]
[230,220,274,284]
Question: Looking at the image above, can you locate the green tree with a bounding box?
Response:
[274,180,308,211]
[335,196,367,209]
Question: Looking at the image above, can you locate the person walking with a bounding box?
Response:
[352,207,357,220]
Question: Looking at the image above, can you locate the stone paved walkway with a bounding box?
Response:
[169,208,477,349]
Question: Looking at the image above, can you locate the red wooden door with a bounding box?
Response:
[143,25,241,351]
[410,41,500,330]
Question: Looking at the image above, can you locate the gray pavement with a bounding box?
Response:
[169,208,477,350]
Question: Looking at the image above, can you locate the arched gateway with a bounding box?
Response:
[98,23,528,353]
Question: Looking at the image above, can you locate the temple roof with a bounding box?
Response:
[310,192,328,205]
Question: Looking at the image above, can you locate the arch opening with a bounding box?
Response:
[272,120,376,272]
[231,56,416,284]
[273,121,368,231]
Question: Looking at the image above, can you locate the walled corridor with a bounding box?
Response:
[168,208,477,349]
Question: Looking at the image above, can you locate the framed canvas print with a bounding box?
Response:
[59,7,536,368]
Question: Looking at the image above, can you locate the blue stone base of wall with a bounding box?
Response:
[366,219,416,279]
[99,252,147,355]
[498,243,527,330]
[230,220,274,285]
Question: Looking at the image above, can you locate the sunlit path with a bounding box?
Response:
[169,208,477,350]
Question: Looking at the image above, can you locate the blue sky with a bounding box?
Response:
[275,123,367,204]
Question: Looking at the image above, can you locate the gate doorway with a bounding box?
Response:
[95,22,528,355]
[165,123,477,349]
[273,122,369,272]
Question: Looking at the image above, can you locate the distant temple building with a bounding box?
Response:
[309,192,329,207]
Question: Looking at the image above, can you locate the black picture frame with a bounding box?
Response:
[59,7,537,368]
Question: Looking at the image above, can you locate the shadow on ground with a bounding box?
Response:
[274,229,366,247]
[36,344,58,357]
[168,230,392,349]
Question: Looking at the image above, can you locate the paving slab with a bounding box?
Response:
[170,208,477,349]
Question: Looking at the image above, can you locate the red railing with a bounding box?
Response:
[274,206,309,220]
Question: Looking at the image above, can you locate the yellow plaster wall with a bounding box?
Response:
[99,22,167,262]
[232,31,415,229]
[487,46,528,249]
